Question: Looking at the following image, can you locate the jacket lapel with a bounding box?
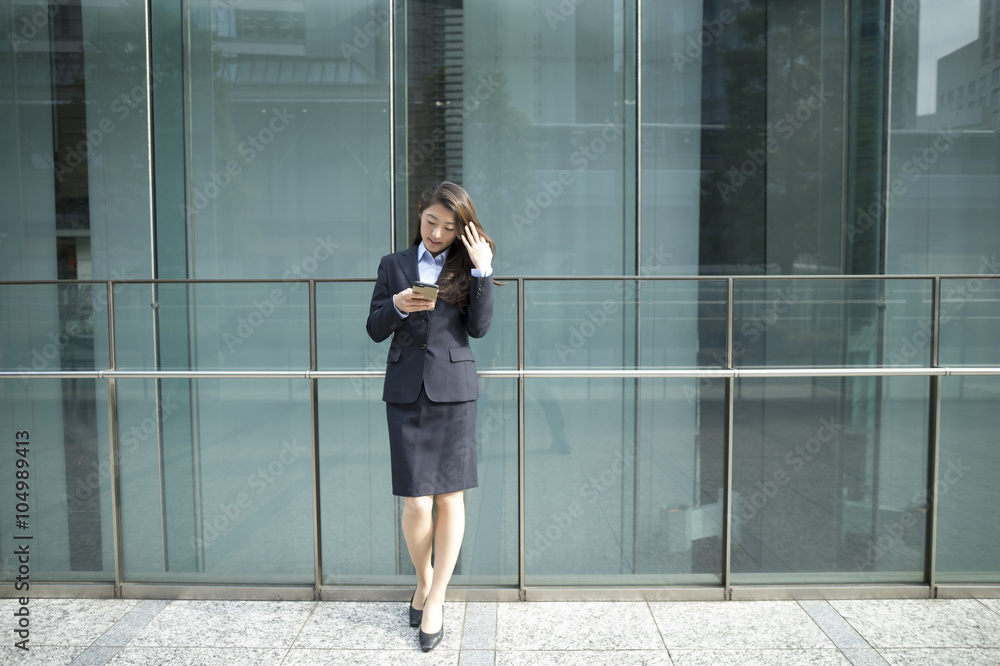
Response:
[397,245,419,286]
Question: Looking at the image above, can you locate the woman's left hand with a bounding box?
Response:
[460,222,493,272]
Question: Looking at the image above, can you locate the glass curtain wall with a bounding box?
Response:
[1,0,151,583]
[4,0,1000,592]
[884,0,1000,583]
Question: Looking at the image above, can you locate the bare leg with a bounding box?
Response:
[401,495,435,610]
[420,490,465,633]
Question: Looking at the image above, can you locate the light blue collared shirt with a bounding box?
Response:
[394,241,492,318]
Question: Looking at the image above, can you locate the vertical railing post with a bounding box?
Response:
[106,281,125,597]
[517,278,526,601]
[925,276,942,596]
[308,280,324,599]
[722,277,735,599]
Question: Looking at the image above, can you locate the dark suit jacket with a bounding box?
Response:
[366,245,494,403]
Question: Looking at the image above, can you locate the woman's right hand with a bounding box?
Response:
[394,288,435,313]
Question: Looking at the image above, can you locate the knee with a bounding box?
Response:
[403,495,434,517]
[434,490,465,509]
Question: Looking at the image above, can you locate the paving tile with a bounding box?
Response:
[70,645,123,666]
[0,646,86,664]
[127,600,313,648]
[459,650,496,666]
[669,649,851,665]
[650,601,834,650]
[462,602,497,650]
[496,651,672,665]
[798,600,872,649]
[292,601,464,651]
[830,600,1000,649]
[283,648,459,665]
[495,602,663,651]
[839,648,890,666]
[978,599,1000,616]
[0,598,138,647]
[93,599,170,647]
[106,647,289,665]
[878,648,1000,665]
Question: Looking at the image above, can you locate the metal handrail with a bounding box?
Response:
[3,273,999,599]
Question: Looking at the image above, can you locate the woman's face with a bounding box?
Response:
[419,203,459,256]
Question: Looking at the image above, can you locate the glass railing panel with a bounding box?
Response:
[1,282,110,372]
[733,279,933,368]
[113,282,309,371]
[118,377,314,584]
[524,279,726,370]
[938,277,1000,367]
[524,377,725,585]
[0,378,114,582]
[935,376,1000,583]
[731,376,929,584]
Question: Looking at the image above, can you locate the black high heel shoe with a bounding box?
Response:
[419,621,443,652]
[408,591,423,628]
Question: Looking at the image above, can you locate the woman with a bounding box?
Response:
[366,181,496,652]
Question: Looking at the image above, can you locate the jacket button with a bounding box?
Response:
[420,343,427,350]
[422,315,428,322]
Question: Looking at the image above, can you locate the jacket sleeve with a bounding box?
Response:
[465,273,495,339]
[366,257,404,343]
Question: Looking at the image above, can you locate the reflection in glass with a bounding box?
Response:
[113,282,309,371]
[118,378,313,584]
[524,378,723,585]
[886,0,1000,275]
[400,1,632,276]
[733,279,933,368]
[0,379,113,582]
[183,0,391,280]
[642,0,851,277]
[732,377,928,583]
[936,377,1000,582]
[938,277,1000,367]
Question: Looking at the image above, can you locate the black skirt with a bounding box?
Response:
[386,384,478,497]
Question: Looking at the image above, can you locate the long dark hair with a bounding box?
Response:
[411,181,498,312]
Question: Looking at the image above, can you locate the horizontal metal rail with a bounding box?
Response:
[1,273,999,285]
[3,367,998,380]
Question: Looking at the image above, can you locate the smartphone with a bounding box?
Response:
[412,281,439,303]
